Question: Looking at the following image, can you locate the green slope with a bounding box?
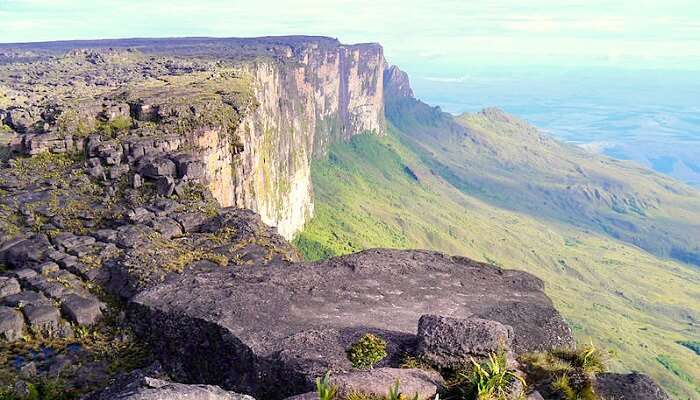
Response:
[294,127,700,399]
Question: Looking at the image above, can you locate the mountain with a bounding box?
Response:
[0,36,386,240]
[0,36,692,399]
[294,67,700,398]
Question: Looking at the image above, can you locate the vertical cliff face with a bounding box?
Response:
[0,37,386,240]
[201,41,386,239]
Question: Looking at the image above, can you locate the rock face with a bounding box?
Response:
[0,37,387,240]
[595,373,671,400]
[87,375,254,400]
[129,249,573,399]
[416,315,514,368]
[329,368,443,400]
[221,42,386,239]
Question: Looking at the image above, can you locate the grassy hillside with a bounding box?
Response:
[386,96,700,268]
[294,127,700,398]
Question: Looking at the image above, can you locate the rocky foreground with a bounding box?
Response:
[0,37,671,399]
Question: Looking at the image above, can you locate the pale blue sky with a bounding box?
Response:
[1,0,699,73]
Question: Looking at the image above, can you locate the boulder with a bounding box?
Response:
[283,393,317,400]
[156,176,175,197]
[23,303,60,334]
[129,249,573,399]
[86,375,254,400]
[5,235,52,267]
[140,158,176,179]
[0,306,25,340]
[595,373,670,400]
[173,154,205,180]
[330,368,443,400]
[0,277,21,298]
[60,293,103,325]
[416,315,513,368]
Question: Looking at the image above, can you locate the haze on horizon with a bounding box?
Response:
[1,0,699,73]
[2,0,700,186]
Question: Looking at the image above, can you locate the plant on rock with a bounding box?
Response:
[519,343,608,400]
[316,371,338,400]
[347,333,388,369]
[387,379,420,400]
[461,351,525,400]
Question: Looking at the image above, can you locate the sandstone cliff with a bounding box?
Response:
[222,42,386,238]
[0,37,387,239]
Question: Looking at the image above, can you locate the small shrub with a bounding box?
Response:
[551,375,576,400]
[347,333,388,369]
[462,352,525,400]
[400,354,434,371]
[520,343,608,400]
[316,371,338,400]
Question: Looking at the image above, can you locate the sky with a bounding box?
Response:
[1,0,699,75]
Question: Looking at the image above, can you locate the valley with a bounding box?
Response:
[295,86,700,398]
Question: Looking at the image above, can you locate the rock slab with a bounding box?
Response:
[416,315,514,368]
[129,249,574,399]
[595,373,670,400]
[330,368,443,400]
[87,375,254,400]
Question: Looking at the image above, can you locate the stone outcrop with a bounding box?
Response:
[416,315,515,368]
[0,36,674,400]
[128,249,574,399]
[85,365,255,400]
[595,373,671,400]
[329,368,443,400]
[0,38,387,240]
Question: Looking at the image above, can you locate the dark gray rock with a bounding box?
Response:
[86,375,255,400]
[23,303,60,334]
[0,306,25,340]
[9,268,37,280]
[283,392,317,400]
[173,211,207,233]
[0,277,21,298]
[416,315,514,368]
[5,236,52,267]
[132,173,143,189]
[155,176,175,196]
[330,368,443,400]
[36,261,60,275]
[140,158,176,179]
[147,217,183,239]
[3,290,51,307]
[595,373,670,400]
[126,207,155,224]
[60,293,103,325]
[173,154,205,180]
[52,232,95,251]
[92,229,119,243]
[527,391,544,400]
[129,249,573,399]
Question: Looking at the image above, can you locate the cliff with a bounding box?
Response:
[224,42,385,238]
[0,37,387,239]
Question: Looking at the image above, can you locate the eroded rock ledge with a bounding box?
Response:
[129,249,574,399]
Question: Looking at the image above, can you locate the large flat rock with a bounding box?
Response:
[129,249,573,399]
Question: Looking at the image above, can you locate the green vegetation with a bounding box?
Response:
[294,126,700,398]
[655,355,696,388]
[521,345,607,400]
[462,352,525,400]
[316,372,338,400]
[97,115,132,137]
[387,380,419,400]
[0,377,78,400]
[0,295,150,399]
[347,333,388,369]
[677,341,700,356]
